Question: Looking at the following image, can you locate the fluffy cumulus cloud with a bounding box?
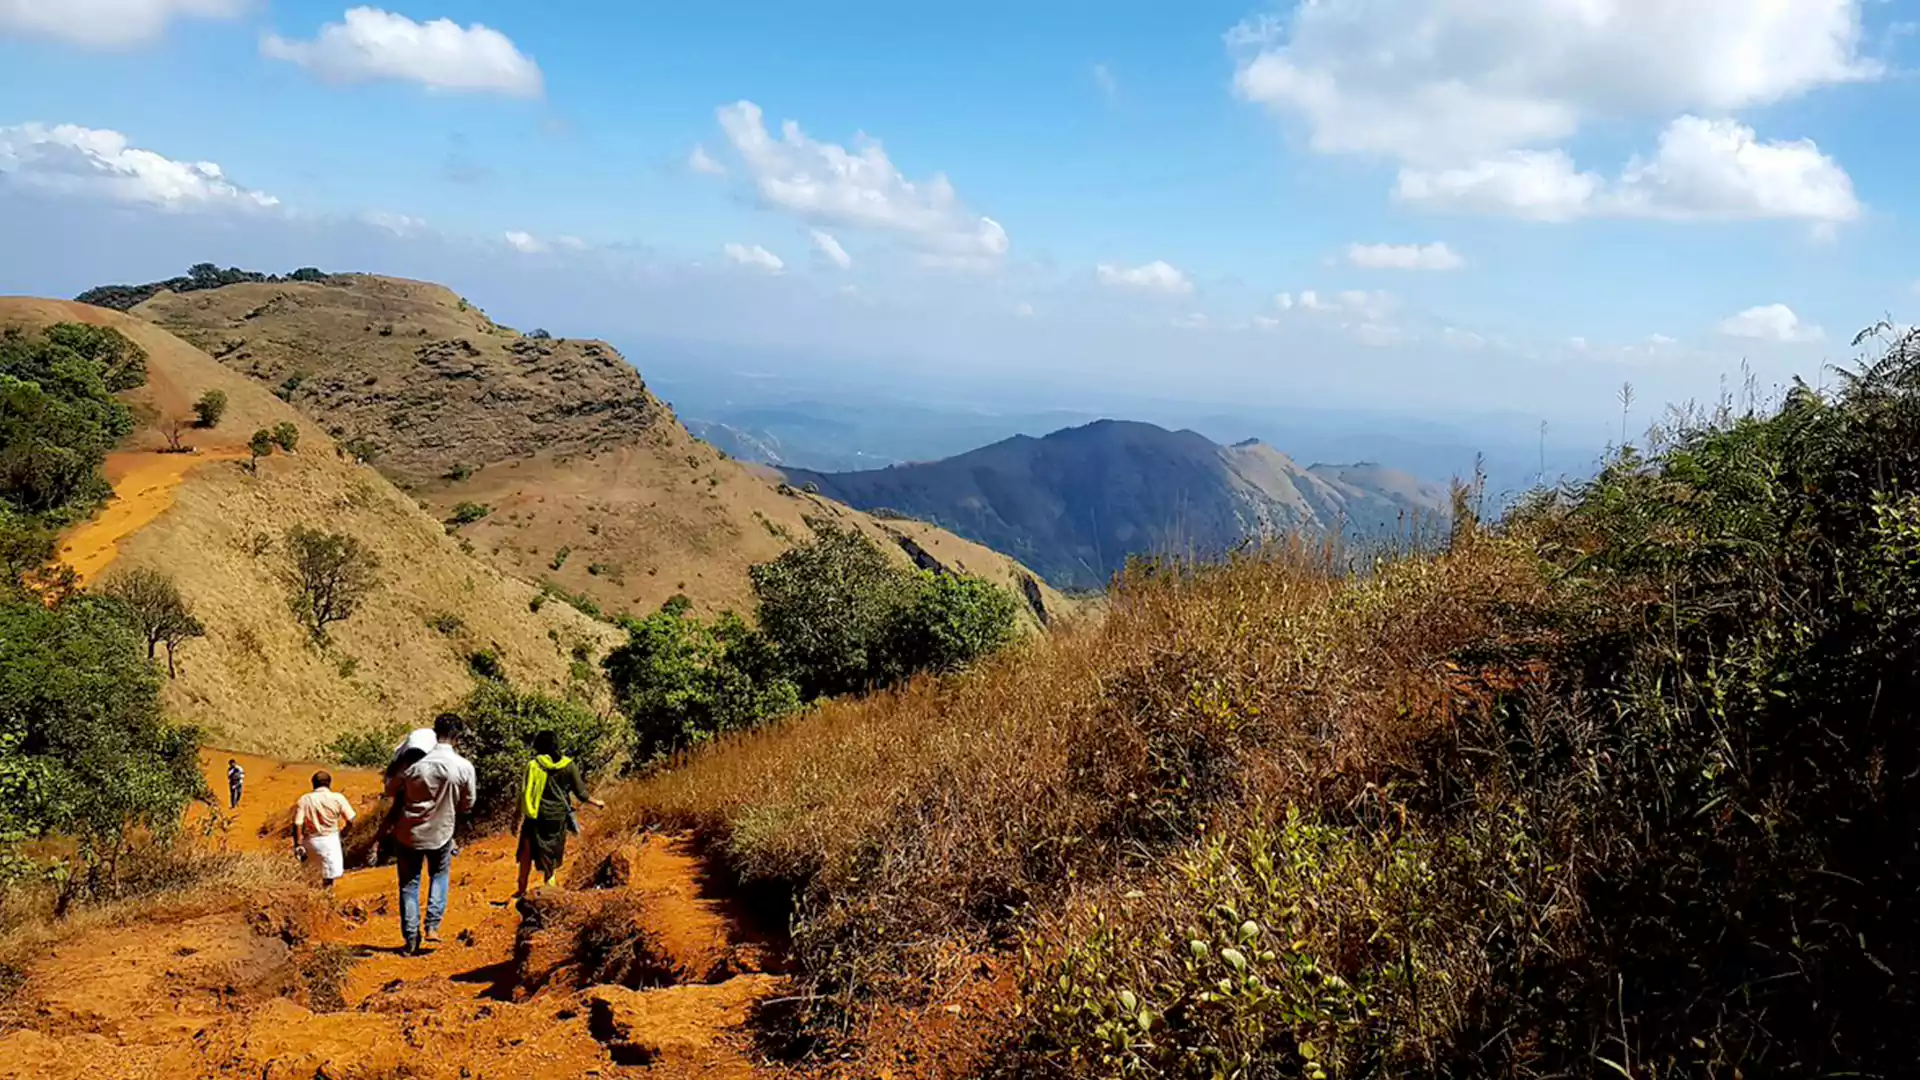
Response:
[0,0,244,48]
[714,101,1008,266]
[723,242,785,273]
[1232,0,1874,162]
[0,122,278,210]
[1395,117,1860,223]
[262,7,543,97]
[1096,260,1193,295]
[1345,241,1464,271]
[809,229,852,270]
[1234,0,1872,225]
[1717,303,1823,343]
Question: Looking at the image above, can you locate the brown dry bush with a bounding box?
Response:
[610,536,1540,1032]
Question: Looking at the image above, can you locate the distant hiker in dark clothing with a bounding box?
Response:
[514,730,603,898]
[227,759,244,810]
[382,715,475,955]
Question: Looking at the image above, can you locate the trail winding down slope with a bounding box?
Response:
[1,752,790,1079]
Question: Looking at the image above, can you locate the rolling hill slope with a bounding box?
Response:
[130,275,1066,623]
[1,297,617,758]
[784,419,1453,590]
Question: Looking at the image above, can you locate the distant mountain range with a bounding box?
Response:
[783,419,1453,591]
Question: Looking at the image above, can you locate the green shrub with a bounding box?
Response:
[549,546,571,571]
[281,526,381,642]
[603,606,801,761]
[0,593,202,902]
[319,722,407,768]
[447,501,490,527]
[0,324,145,516]
[270,421,299,452]
[192,389,227,428]
[426,611,464,636]
[455,678,626,824]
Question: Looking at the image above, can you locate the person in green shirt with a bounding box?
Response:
[514,729,603,898]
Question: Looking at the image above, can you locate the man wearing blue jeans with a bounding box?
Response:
[383,713,476,955]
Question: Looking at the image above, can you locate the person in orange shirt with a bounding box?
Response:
[293,770,358,890]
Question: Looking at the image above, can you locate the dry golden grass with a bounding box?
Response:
[0,298,619,757]
[133,275,1072,624]
[607,536,1543,1019]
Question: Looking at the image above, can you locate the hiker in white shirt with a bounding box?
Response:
[293,770,357,890]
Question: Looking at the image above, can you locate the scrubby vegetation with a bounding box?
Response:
[608,328,1920,1076]
[603,520,1021,761]
[192,389,227,428]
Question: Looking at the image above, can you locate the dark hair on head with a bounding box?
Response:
[311,770,332,789]
[433,712,465,740]
[532,730,560,758]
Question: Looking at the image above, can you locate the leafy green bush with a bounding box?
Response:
[456,678,626,824]
[270,421,299,452]
[0,324,145,516]
[749,520,921,699]
[604,523,1018,761]
[0,594,202,892]
[319,722,406,768]
[447,501,490,526]
[603,606,801,761]
[192,389,227,428]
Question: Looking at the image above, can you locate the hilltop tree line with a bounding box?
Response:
[75,263,330,312]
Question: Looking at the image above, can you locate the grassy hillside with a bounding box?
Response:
[608,329,1920,1076]
[0,297,617,758]
[132,274,1066,624]
[785,419,1451,590]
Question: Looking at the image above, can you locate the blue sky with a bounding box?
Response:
[2,0,1918,445]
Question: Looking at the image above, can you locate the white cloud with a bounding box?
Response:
[262,7,543,97]
[1014,301,1036,318]
[724,242,785,273]
[809,228,852,270]
[0,122,278,210]
[1171,312,1211,330]
[1569,335,1590,351]
[553,235,588,251]
[1093,63,1119,98]
[0,0,245,49]
[1250,314,1282,330]
[1345,241,1464,271]
[503,230,544,253]
[1230,0,1876,166]
[1650,333,1679,345]
[1396,117,1859,224]
[687,144,726,176]
[1441,326,1486,350]
[1717,303,1824,343]
[363,211,426,235]
[714,100,1008,264]
[1096,260,1193,295]
[1395,151,1600,222]
[1289,288,1395,320]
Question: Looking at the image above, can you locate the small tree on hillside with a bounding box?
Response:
[192,390,227,428]
[247,428,274,472]
[282,526,381,643]
[270,421,299,453]
[161,416,191,453]
[97,567,204,677]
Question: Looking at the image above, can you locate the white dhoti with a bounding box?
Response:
[305,832,345,881]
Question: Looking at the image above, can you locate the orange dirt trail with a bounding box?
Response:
[2,753,791,1080]
[59,449,248,585]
